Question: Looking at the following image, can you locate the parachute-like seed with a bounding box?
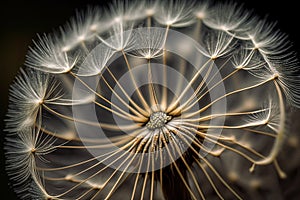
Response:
[129,28,166,59]
[26,34,79,73]
[107,0,147,21]
[5,127,57,199]
[6,69,54,132]
[153,0,196,27]
[203,2,251,32]
[75,42,116,76]
[199,29,236,59]
[60,7,103,51]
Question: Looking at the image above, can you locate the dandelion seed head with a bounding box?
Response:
[4,0,300,199]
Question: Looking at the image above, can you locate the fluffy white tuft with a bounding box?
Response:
[26,33,79,73]
[5,128,56,199]
[153,0,196,27]
[6,69,59,132]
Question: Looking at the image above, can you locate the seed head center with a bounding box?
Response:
[146,112,171,130]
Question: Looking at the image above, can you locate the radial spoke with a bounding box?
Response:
[196,158,224,200]
[161,25,170,110]
[170,123,264,166]
[180,108,269,122]
[199,156,242,200]
[179,56,233,113]
[171,61,215,115]
[42,104,140,131]
[178,120,268,130]
[122,50,151,112]
[168,58,187,111]
[70,71,140,121]
[184,76,276,118]
[38,124,144,144]
[163,127,205,199]
[184,68,239,114]
[39,135,139,174]
[167,59,212,113]
[166,126,225,199]
[170,123,241,199]
[99,71,147,121]
[140,152,150,200]
[150,149,155,200]
[130,154,144,200]
[52,140,137,198]
[93,100,144,122]
[96,153,139,200]
[193,19,202,41]
[147,60,159,109]
[105,67,150,117]
[160,131,198,200]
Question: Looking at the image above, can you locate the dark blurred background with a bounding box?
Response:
[0,0,299,199]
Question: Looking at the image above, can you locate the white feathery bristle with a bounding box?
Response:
[6,69,48,132]
[129,27,165,59]
[26,34,78,73]
[76,42,115,76]
[231,47,266,70]
[107,20,135,51]
[203,2,250,32]
[243,100,276,129]
[200,30,236,59]
[5,128,55,199]
[60,7,103,51]
[6,68,61,132]
[107,0,147,22]
[153,0,196,27]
